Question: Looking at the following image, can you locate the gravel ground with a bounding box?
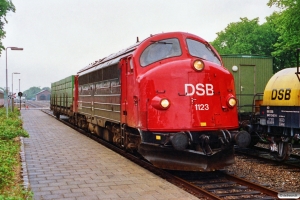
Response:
[225,143,300,193]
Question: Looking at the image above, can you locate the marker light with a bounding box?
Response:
[193,60,205,71]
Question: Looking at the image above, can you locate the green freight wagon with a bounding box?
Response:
[0,90,4,107]
[50,75,75,118]
[221,55,273,116]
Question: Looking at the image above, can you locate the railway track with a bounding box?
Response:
[170,170,277,199]
[24,100,50,109]
[40,109,280,199]
[235,146,300,169]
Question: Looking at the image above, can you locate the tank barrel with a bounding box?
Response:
[296,48,300,81]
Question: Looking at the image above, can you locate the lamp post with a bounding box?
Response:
[11,72,20,111]
[5,47,23,117]
[19,79,21,110]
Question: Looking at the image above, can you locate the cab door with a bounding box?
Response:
[121,56,138,127]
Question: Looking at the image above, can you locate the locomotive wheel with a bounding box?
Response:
[273,142,290,161]
[55,112,60,119]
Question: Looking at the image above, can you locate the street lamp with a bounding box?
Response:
[5,47,23,117]
[19,79,21,110]
[11,72,20,111]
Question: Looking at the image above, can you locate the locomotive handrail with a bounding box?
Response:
[93,102,120,106]
[94,108,120,113]
[178,92,186,96]
[94,94,121,97]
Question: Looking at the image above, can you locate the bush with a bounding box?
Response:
[0,140,18,188]
[0,109,29,140]
[0,108,32,199]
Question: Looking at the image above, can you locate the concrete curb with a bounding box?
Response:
[20,136,31,191]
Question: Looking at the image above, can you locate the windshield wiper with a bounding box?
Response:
[205,42,219,59]
[150,40,172,44]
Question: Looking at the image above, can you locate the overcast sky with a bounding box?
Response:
[0,0,279,93]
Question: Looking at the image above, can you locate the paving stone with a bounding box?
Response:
[21,110,199,200]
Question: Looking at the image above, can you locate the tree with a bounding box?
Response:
[23,87,41,100]
[267,0,300,70]
[42,87,51,91]
[0,0,15,54]
[211,17,278,57]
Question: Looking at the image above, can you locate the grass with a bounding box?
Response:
[0,107,33,199]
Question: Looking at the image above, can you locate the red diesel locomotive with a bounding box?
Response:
[51,32,250,171]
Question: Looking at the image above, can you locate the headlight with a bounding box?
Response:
[152,96,171,110]
[227,97,237,108]
[160,99,170,108]
[192,60,205,71]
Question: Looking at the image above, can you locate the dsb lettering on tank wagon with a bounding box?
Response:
[271,88,291,100]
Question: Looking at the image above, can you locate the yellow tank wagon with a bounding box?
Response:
[253,67,300,161]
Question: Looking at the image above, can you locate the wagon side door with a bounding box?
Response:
[238,65,255,113]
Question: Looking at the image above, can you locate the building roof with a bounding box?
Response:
[221,54,272,59]
[35,90,51,95]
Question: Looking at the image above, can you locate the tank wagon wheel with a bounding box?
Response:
[248,133,260,147]
[272,142,291,161]
[239,120,259,147]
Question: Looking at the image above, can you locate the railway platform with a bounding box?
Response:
[20,109,199,200]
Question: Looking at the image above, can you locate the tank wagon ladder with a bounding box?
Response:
[296,48,300,81]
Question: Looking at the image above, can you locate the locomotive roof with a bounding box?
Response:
[77,42,141,74]
[77,32,210,75]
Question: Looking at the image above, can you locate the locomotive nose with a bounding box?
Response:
[232,130,251,148]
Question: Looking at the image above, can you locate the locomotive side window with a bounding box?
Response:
[186,39,221,65]
[140,38,181,67]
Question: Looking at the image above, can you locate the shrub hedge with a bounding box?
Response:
[0,108,32,199]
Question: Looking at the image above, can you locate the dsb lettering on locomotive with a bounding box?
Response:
[185,83,214,96]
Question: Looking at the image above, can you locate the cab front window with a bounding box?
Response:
[187,39,221,65]
[140,38,181,67]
